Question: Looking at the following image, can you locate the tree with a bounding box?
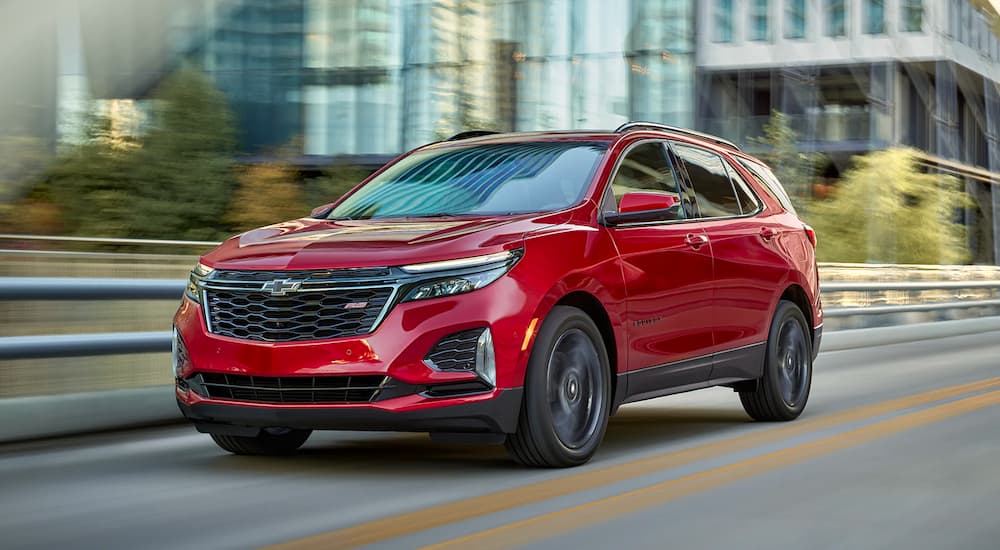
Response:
[303,164,372,210]
[807,148,968,264]
[126,66,237,240]
[750,110,824,211]
[226,162,306,232]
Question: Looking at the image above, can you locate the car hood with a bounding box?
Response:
[201,215,559,270]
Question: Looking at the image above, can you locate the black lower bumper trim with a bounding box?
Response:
[813,324,823,360]
[178,388,523,435]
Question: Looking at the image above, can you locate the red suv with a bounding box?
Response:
[174,123,821,467]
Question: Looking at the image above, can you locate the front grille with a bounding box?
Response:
[424,328,484,371]
[189,373,388,404]
[205,286,394,342]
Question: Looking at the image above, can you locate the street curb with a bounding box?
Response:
[0,386,179,444]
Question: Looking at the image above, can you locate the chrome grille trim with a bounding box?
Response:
[198,268,402,342]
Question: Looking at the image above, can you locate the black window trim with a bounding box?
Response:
[668,141,763,222]
[598,138,701,228]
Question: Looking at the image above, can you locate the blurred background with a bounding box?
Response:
[1,0,999,430]
[4,4,1000,549]
[0,0,997,262]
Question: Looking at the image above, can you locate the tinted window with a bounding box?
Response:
[607,141,685,220]
[724,162,761,215]
[738,159,798,215]
[326,142,608,220]
[671,143,741,218]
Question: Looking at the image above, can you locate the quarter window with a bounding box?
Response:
[724,163,761,215]
[671,143,741,218]
[738,158,798,215]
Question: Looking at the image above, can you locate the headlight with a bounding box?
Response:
[185,262,214,303]
[401,249,522,302]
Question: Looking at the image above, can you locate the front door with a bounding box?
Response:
[602,140,715,399]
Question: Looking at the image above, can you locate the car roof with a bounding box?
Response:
[421,128,741,155]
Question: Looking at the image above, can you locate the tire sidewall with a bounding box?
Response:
[523,306,612,464]
[764,301,813,417]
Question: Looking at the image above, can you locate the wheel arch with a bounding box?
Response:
[779,283,814,343]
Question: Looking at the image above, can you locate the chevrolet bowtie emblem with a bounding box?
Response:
[260,278,303,296]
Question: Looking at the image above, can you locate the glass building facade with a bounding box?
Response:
[170,0,695,157]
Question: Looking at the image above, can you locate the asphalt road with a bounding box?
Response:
[2,331,1000,550]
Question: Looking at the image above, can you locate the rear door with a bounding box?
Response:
[670,142,785,381]
[602,140,715,396]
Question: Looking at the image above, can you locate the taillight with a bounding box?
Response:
[804,225,817,247]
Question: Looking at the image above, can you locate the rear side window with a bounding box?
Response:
[671,143,741,218]
[738,159,798,215]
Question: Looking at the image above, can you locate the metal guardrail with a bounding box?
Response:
[2,276,1000,361]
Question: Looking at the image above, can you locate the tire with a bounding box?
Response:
[210,428,312,456]
[740,300,813,422]
[505,306,612,468]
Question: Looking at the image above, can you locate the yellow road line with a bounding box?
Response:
[425,389,1000,550]
[269,377,1000,550]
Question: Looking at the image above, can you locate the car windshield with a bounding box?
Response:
[325,142,608,220]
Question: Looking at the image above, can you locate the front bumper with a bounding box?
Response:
[177,387,523,435]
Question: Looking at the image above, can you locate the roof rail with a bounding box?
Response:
[614,121,741,151]
[446,130,502,141]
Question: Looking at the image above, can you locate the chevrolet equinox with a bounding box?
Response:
[174,122,822,468]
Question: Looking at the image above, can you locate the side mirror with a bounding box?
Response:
[604,192,682,226]
[310,204,332,218]
[618,192,679,214]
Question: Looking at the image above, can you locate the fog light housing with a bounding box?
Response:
[171,327,191,379]
[475,328,496,387]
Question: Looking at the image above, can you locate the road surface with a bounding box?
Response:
[2,331,999,550]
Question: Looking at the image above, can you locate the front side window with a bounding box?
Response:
[606,142,685,221]
[825,0,847,36]
[749,0,771,41]
[326,142,608,220]
[671,143,742,218]
[785,0,806,39]
[864,0,885,34]
[714,0,734,43]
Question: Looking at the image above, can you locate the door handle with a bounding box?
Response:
[684,233,709,249]
[759,227,776,241]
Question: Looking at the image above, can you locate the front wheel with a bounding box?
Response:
[211,428,312,455]
[740,300,813,421]
[505,306,611,468]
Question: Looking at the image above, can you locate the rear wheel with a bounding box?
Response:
[505,306,611,468]
[210,428,312,455]
[740,300,812,421]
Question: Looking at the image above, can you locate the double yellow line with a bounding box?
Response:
[271,377,1000,550]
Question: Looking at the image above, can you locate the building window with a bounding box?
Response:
[825,0,847,36]
[901,0,923,32]
[713,0,734,43]
[864,0,885,34]
[785,0,806,38]
[748,0,770,41]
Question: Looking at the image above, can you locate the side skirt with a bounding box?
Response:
[621,342,766,405]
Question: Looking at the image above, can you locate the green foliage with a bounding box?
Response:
[226,162,306,232]
[126,67,237,240]
[12,65,237,242]
[304,164,372,209]
[749,110,825,211]
[807,148,969,265]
